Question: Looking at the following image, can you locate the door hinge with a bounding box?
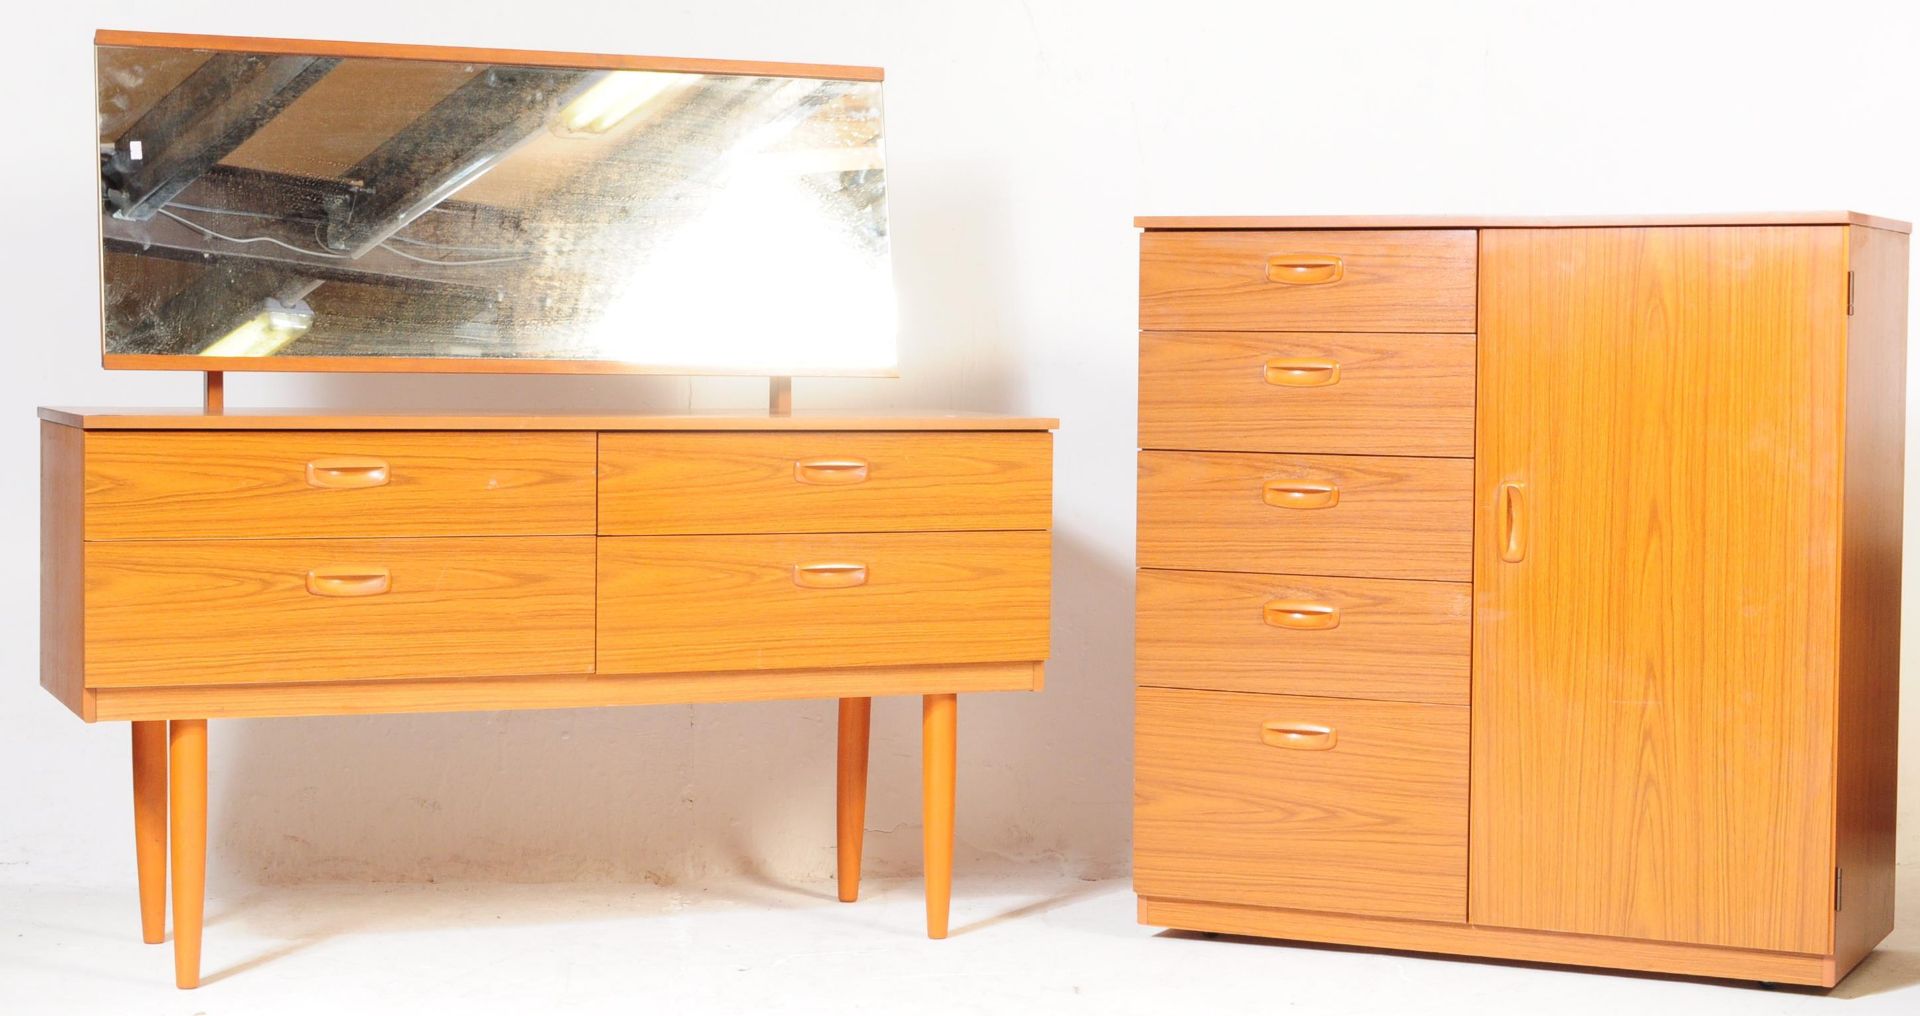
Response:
[1847,271,1855,315]
[1836,867,1844,911]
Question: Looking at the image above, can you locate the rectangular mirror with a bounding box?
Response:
[96,32,894,375]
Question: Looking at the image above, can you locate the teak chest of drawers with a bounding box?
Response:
[39,407,1055,988]
[1133,212,1908,986]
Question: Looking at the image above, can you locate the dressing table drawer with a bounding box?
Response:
[1137,450,1473,582]
[1139,229,1477,333]
[1134,686,1468,923]
[598,431,1053,535]
[1139,331,1475,457]
[82,536,596,686]
[597,530,1051,673]
[84,431,597,540]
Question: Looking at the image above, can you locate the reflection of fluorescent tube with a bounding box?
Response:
[201,299,315,357]
[560,72,683,134]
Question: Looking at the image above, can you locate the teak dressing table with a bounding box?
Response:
[53,31,1056,989]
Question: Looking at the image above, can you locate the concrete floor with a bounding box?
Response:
[3,875,1917,1014]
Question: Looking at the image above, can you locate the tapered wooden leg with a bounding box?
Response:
[922,693,956,939]
[836,697,872,903]
[132,721,168,944]
[169,720,207,990]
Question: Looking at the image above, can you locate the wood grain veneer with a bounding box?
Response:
[1136,568,1469,705]
[1136,212,1911,233]
[1136,898,1839,986]
[85,536,595,686]
[41,408,1058,432]
[40,422,91,719]
[1830,225,1909,973]
[85,431,595,540]
[89,662,1043,721]
[599,431,1052,535]
[1472,226,1845,954]
[597,532,1051,673]
[1135,687,1468,923]
[1139,331,1475,457]
[1138,450,1473,582]
[97,29,885,84]
[1140,230,1477,333]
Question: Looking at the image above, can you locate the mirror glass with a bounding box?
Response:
[96,43,894,373]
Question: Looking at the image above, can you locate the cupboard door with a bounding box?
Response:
[1472,226,1846,954]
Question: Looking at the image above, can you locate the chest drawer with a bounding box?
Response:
[1134,687,1468,923]
[84,431,596,540]
[83,537,595,686]
[1140,229,1476,333]
[1137,569,1470,705]
[1139,331,1475,457]
[598,531,1050,673]
[1138,451,1472,582]
[598,431,1052,535]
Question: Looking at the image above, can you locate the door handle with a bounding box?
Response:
[793,562,868,589]
[1262,358,1341,387]
[1261,722,1337,751]
[1498,482,1527,563]
[1263,601,1341,630]
[793,458,870,485]
[304,567,392,597]
[1265,254,1345,286]
[1263,481,1340,510]
[305,457,390,489]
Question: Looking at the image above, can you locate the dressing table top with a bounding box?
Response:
[39,407,1058,431]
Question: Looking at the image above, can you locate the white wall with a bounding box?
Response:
[3,0,1917,895]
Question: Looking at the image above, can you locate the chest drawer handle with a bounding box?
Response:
[1261,722,1337,751]
[1262,481,1340,510]
[1263,601,1341,630]
[794,458,870,485]
[305,567,391,597]
[793,562,868,589]
[1263,358,1341,387]
[1265,254,1344,286]
[306,457,390,489]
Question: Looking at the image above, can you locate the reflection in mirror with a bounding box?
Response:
[97,43,894,374]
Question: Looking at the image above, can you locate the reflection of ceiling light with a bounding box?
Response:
[201,299,315,357]
[560,71,683,135]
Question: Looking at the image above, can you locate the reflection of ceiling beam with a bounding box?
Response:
[103,53,339,222]
[103,165,528,292]
[322,67,598,257]
[103,212,517,293]
[116,260,319,355]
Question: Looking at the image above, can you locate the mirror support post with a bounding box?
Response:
[770,375,792,416]
[203,371,224,414]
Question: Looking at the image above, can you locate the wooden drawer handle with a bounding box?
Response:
[794,458,870,485]
[305,567,391,597]
[1263,601,1341,630]
[306,457,390,489]
[1266,254,1344,286]
[1262,481,1340,510]
[1498,482,1527,562]
[1261,722,1337,751]
[793,562,868,589]
[1263,358,1341,387]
